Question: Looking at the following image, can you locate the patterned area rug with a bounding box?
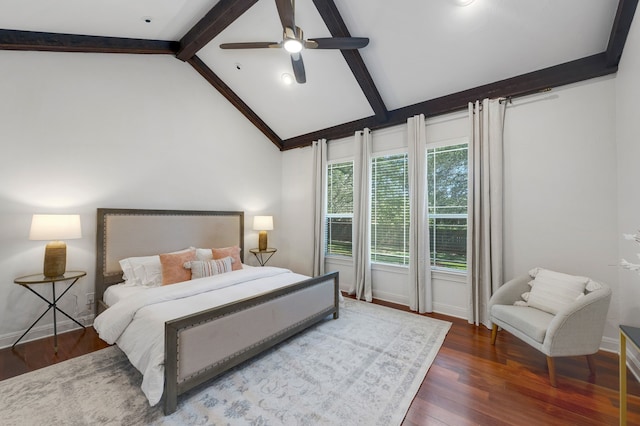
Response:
[0,299,450,425]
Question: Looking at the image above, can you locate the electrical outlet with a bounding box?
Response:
[87,292,95,307]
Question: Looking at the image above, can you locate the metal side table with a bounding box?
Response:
[13,270,87,352]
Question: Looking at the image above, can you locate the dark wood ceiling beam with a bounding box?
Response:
[312,0,388,123]
[281,53,617,150]
[606,0,639,66]
[177,0,259,61]
[187,56,283,149]
[0,29,178,54]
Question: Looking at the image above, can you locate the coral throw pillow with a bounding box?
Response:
[159,249,196,285]
[212,246,243,271]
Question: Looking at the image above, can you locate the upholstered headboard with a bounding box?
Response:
[95,208,244,309]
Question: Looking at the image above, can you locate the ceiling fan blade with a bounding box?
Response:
[220,42,280,49]
[305,37,369,50]
[275,0,295,31]
[290,53,306,84]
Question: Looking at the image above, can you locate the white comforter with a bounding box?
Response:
[93,267,310,406]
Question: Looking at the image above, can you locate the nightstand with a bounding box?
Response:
[249,248,277,266]
[13,270,87,352]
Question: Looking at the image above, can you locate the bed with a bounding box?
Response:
[93,208,340,415]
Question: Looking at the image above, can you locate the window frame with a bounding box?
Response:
[322,136,470,275]
[324,158,354,259]
[426,136,469,273]
[370,149,410,267]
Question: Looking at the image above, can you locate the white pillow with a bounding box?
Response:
[195,248,214,261]
[526,268,588,315]
[138,259,163,287]
[513,292,530,307]
[119,255,158,286]
[184,257,233,279]
[119,248,194,287]
[586,279,603,292]
[528,267,589,283]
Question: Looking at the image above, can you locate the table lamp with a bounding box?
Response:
[253,216,273,251]
[29,214,82,277]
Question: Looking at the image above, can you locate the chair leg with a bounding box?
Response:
[586,354,597,376]
[546,356,557,387]
[491,324,498,345]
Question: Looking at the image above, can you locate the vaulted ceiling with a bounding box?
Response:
[1,0,637,150]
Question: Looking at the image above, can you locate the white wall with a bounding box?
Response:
[616,5,640,365]
[0,51,283,347]
[503,77,619,347]
[279,145,315,275]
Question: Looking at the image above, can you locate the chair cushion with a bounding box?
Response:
[491,305,554,343]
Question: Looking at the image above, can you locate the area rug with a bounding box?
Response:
[0,299,450,425]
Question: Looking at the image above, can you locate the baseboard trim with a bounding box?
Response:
[432,302,467,320]
[600,336,618,353]
[366,292,467,319]
[371,290,409,307]
[599,336,640,383]
[0,315,95,350]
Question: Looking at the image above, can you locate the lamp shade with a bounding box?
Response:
[253,216,274,231]
[29,214,82,241]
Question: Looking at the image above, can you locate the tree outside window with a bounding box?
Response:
[324,142,468,272]
[326,161,353,256]
[371,153,409,265]
[427,143,468,271]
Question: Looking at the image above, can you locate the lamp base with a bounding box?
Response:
[44,241,67,277]
[258,231,268,251]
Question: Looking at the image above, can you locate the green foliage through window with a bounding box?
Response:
[323,141,468,272]
[325,161,353,256]
[371,153,409,265]
[427,143,468,271]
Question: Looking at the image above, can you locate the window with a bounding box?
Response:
[324,140,468,272]
[371,153,409,266]
[427,143,468,271]
[325,161,353,257]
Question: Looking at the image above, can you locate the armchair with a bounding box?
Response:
[489,272,612,387]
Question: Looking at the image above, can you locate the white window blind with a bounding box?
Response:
[324,139,468,272]
[371,153,409,265]
[427,143,468,271]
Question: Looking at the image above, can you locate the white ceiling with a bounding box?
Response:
[0,0,621,140]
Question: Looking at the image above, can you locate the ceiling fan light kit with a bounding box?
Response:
[220,0,369,84]
[283,39,303,53]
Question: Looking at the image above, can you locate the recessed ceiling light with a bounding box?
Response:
[281,73,294,85]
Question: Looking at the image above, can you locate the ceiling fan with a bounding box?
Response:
[220,0,369,84]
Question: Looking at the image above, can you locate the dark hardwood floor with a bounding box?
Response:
[1,301,639,425]
[0,327,109,381]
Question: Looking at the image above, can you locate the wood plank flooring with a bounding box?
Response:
[1,301,639,425]
[0,327,109,380]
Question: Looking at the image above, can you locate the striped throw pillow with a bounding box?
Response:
[183,257,233,279]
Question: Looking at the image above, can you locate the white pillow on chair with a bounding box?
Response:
[526,268,588,315]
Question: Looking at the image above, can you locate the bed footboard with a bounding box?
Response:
[163,271,339,415]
